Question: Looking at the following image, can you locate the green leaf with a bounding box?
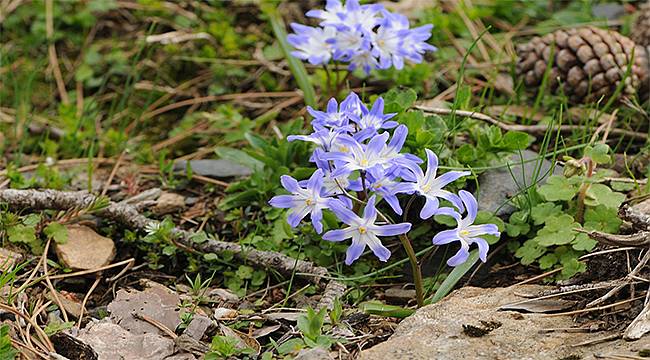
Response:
[430,249,480,303]
[538,253,558,269]
[559,258,586,279]
[584,184,625,209]
[571,233,597,251]
[382,87,417,113]
[584,144,611,164]
[214,147,264,172]
[7,224,37,245]
[276,338,305,355]
[538,176,579,202]
[530,203,562,225]
[359,301,415,318]
[297,307,326,341]
[262,4,316,107]
[44,222,68,244]
[502,131,531,150]
[584,207,622,233]
[515,239,546,265]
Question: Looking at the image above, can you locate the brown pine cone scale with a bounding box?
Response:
[516,26,648,103]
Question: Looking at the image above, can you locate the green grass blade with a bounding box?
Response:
[262,4,317,108]
[429,249,480,304]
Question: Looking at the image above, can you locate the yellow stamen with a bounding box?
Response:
[305,199,313,206]
[460,230,470,237]
[359,226,367,234]
[421,184,431,193]
[360,159,369,167]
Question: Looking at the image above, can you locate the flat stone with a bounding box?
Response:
[173,159,252,179]
[592,3,625,20]
[77,321,175,360]
[0,248,23,271]
[47,290,83,318]
[358,285,650,360]
[184,314,213,341]
[55,225,115,270]
[384,288,417,304]
[107,283,182,336]
[295,346,335,360]
[478,150,563,216]
[153,192,186,215]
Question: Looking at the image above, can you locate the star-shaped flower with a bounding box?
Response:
[269,169,330,233]
[324,196,411,264]
[432,191,500,266]
[397,149,470,219]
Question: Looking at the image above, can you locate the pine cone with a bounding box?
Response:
[516,26,648,103]
[632,2,650,47]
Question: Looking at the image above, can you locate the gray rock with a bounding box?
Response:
[592,3,625,20]
[173,159,252,178]
[107,283,182,336]
[153,192,186,215]
[358,285,650,360]
[184,314,213,341]
[478,150,562,216]
[384,288,417,304]
[77,321,176,360]
[295,346,335,360]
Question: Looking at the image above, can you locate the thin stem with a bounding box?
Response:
[575,158,594,224]
[398,233,425,307]
[377,211,425,308]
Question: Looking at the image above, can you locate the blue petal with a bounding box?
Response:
[372,223,411,236]
[432,229,459,245]
[345,242,365,265]
[268,195,294,209]
[366,235,391,262]
[308,169,324,193]
[329,199,361,226]
[363,196,378,220]
[473,237,489,262]
[447,247,470,267]
[323,228,353,242]
[280,175,300,193]
[459,190,478,223]
[311,208,324,234]
[420,197,439,219]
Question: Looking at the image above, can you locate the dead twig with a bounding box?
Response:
[415,105,648,141]
[0,189,346,309]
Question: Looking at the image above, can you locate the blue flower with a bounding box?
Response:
[377,124,422,168]
[307,97,350,128]
[287,0,435,72]
[351,97,398,140]
[287,24,336,65]
[324,196,411,264]
[432,191,500,266]
[397,149,470,219]
[373,11,411,69]
[402,24,437,63]
[269,169,330,233]
[322,133,389,178]
[366,167,405,215]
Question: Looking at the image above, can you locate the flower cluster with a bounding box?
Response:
[270,92,500,267]
[287,0,436,74]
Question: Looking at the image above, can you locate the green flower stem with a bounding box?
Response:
[575,158,595,224]
[262,3,317,108]
[398,233,425,308]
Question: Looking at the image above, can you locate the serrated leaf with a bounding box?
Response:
[44,222,68,244]
[530,203,562,225]
[539,253,558,269]
[538,176,578,202]
[584,184,625,209]
[584,144,611,165]
[571,233,597,251]
[515,239,546,265]
[7,224,37,244]
[584,207,622,233]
